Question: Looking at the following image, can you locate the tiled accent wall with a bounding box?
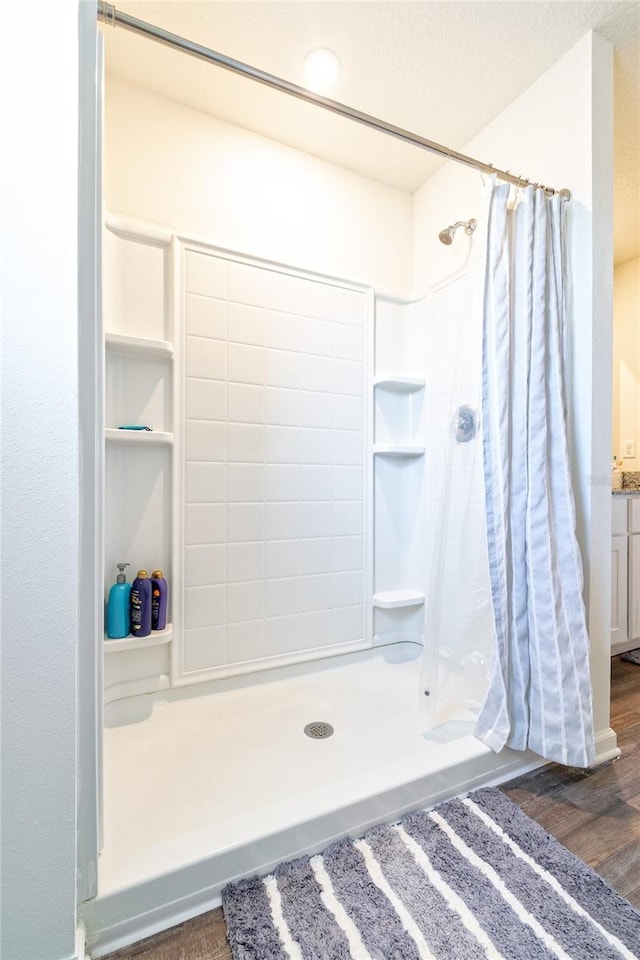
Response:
[182,250,368,674]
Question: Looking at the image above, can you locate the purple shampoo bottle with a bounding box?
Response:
[130,569,152,637]
[151,569,168,631]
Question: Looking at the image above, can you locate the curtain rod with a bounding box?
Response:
[97,1,570,200]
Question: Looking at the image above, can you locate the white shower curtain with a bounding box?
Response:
[475,180,596,768]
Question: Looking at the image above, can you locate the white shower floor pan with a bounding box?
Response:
[84,643,544,956]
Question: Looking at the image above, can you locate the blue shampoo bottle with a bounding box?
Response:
[130,569,152,638]
[106,562,131,639]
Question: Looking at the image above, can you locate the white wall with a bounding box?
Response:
[0,0,81,958]
[612,256,640,469]
[104,77,413,293]
[413,32,615,751]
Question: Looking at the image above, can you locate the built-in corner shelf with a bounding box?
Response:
[373,591,425,609]
[104,624,173,653]
[105,428,174,446]
[374,376,425,393]
[105,332,174,360]
[373,445,425,458]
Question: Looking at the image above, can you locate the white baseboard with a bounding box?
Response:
[72,926,86,960]
[592,725,620,766]
[611,636,640,656]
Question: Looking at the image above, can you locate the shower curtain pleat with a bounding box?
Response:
[475,181,595,768]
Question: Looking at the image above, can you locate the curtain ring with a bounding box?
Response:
[504,170,516,201]
[100,2,117,26]
[481,162,494,189]
[514,175,523,204]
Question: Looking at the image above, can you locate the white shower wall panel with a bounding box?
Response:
[180,248,371,678]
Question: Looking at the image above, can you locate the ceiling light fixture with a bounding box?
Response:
[303,48,341,94]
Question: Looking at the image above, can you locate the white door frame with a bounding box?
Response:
[77,0,103,903]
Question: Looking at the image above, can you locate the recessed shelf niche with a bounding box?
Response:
[103,219,169,341]
[374,379,424,448]
[103,216,174,679]
[372,295,428,649]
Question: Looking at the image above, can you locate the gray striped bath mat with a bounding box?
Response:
[222,787,640,959]
[621,648,640,665]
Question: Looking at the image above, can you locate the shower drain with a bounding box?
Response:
[304,721,334,739]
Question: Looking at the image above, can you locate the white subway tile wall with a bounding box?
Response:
[183,252,367,672]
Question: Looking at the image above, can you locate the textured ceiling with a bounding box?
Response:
[105,1,640,264]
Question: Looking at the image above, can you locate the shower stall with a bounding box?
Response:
[93,211,514,948]
[80,12,615,957]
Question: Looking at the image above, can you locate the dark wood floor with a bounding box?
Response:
[105,655,640,960]
[503,655,640,908]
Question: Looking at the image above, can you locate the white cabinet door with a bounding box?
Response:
[612,535,629,647]
[612,497,628,535]
[627,533,640,641]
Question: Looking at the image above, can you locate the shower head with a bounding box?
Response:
[438,218,477,245]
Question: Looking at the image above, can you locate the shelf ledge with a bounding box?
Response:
[104,625,173,653]
[373,591,425,610]
[105,212,173,246]
[373,445,425,458]
[105,332,174,359]
[374,377,425,392]
[106,428,174,446]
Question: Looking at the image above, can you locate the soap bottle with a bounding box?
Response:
[130,569,152,638]
[612,455,622,491]
[106,562,131,639]
[151,570,168,631]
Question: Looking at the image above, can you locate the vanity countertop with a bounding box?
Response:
[612,471,640,495]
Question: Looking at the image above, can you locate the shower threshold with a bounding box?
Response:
[83,642,544,956]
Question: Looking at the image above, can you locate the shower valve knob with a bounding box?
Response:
[453,405,478,443]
